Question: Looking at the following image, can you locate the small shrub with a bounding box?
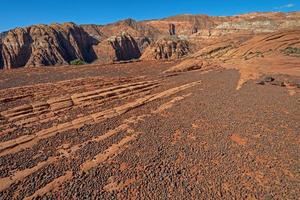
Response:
[108,36,117,42]
[70,59,86,65]
[121,31,127,37]
[282,47,300,56]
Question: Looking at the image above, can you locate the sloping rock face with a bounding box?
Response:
[0,23,98,69]
[223,30,300,59]
[142,14,219,36]
[169,24,176,35]
[0,43,3,69]
[82,18,159,52]
[93,33,141,63]
[1,12,300,69]
[110,33,141,61]
[1,28,32,68]
[144,12,300,37]
[141,36,191,60]
[166,29,300,80]
[80,24,104,41]
[0,32,7,69]
[96,18,160,39]
[136,37,152,52]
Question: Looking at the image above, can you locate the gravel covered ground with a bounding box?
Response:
[0,61,299,199]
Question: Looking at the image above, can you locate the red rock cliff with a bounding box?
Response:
[1,23,98,69]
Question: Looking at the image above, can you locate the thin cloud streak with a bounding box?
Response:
[274,3,295,10]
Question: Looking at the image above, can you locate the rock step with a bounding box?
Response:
[13,83,158,128]
[0,81,200,157]
[0,80,158,124]
[71,81,159,104]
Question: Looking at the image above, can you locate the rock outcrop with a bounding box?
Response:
[0,43,3,69]
[169,24,176,35]
[1,11,300,69]
[1,23,98,69]
[1,28,32,68]
[83,19,156,54]
[99,18,160,39]
[141,36,191,60]
[82,18,159,51]
[0,32,6,69]
[93,33,141,63]
[144,12,300,37]
[192,24,199,34]
[136,37,152,52]
[80,24,104,41]
[166,29,300,90]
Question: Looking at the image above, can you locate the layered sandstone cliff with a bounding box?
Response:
[0,23,98,69]
[144,12,300,37]
[93,33,141,63]
[141,36,191,60]
[1,11,299,69]
[82,18,158,52]
[0,43,3,69]
[0,23,144,69]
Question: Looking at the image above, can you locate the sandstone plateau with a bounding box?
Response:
[0,11,299,200]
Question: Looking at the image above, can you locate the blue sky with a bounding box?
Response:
[0,0,299,32]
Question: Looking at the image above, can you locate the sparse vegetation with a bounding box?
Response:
[121,31,127,37]
[282,47,300,57]
[244,51,264,60]
[70,59,86,65]
[256,51,264,57]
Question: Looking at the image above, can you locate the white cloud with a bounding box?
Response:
[274,3,295,9]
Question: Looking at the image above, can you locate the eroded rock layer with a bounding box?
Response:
[1,23,98,69]
[0,43,3,69]
[141,37,191,60]
[166,30,300,91]
[1,11,300,69]
[93,33,141,63]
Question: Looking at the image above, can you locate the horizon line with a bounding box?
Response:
[0,10,299,33]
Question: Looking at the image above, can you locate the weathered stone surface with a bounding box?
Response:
[1,23,98,69]
[110,33,141,61]
[0,43,3,69]
[1,11,300,69]
[2,28,32,68]
[93,33,141,63]
[80,24,104,41]
[145,12,300,37]
[0,32,6,69]
[192,24,199,34]
[136,37,152,52]
[141,36,191,60]
[169,24,176,35]
[82,18,159,53]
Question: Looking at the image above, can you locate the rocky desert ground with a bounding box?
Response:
[0,11,299,199]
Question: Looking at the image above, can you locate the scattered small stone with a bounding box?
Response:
[270,81,286,87]
[263,76,275,83]
[256,81,265,85]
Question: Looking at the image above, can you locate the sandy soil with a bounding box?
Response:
[0,61,299,199]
